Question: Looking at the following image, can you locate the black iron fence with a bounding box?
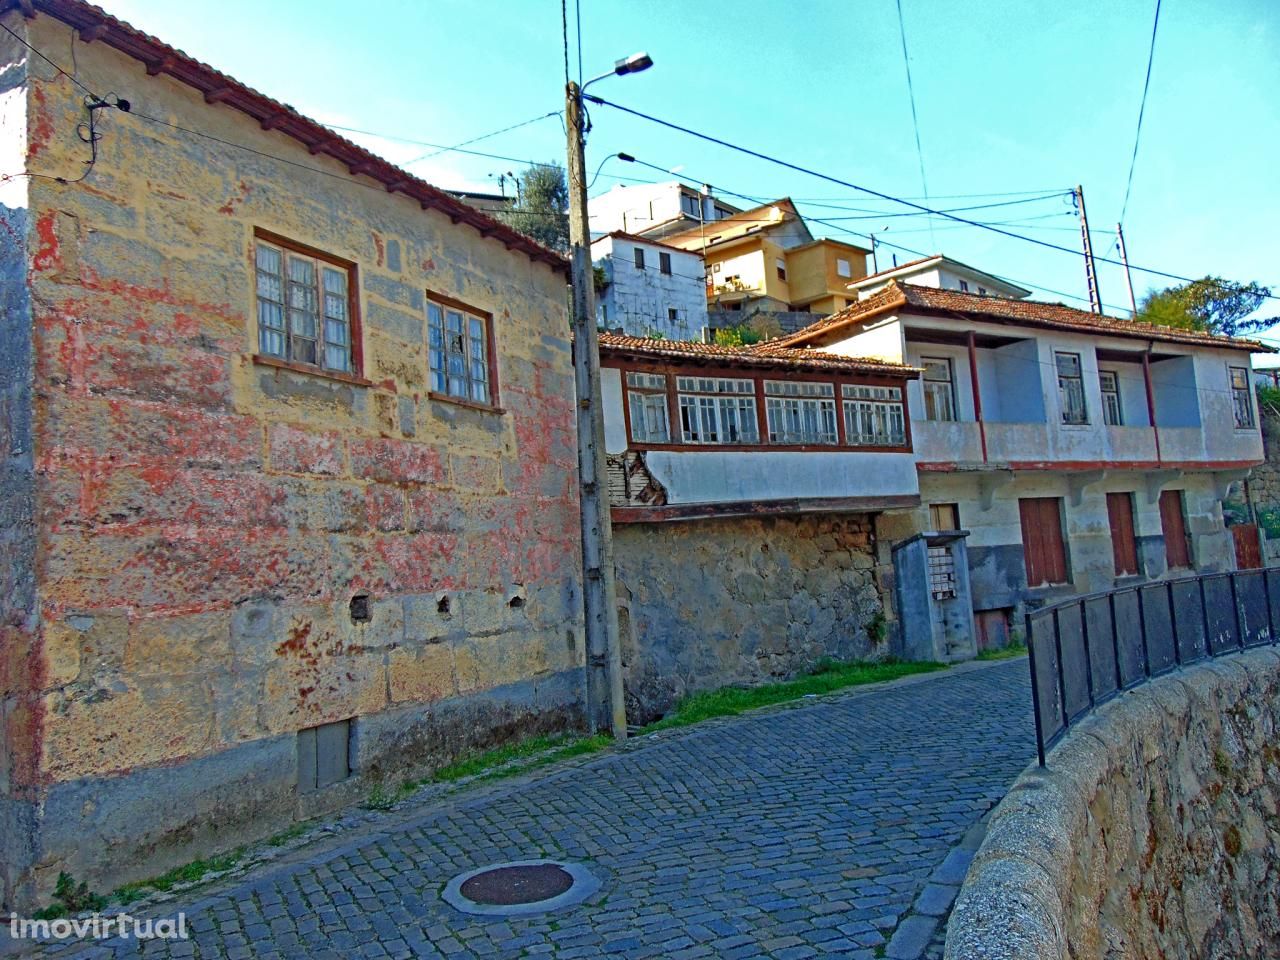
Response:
[1026,568,1280,766]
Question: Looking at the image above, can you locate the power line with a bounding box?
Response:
[399,111,561,166]
[1120,0,1163,227]
[585,93,1280,302]
[894,0,934,249]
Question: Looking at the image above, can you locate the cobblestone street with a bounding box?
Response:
[29,659,1033,960]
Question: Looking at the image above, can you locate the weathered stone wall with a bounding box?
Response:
[946,648,1280,960]
[0,17,38,914]
[613,513,885,722]
[9,12,584,908]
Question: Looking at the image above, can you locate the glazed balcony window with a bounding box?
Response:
[843,384,906,446]
[921,356,956,422]
[1056,351,1088,425]
[764,380,837,445]
[626,372,670,443]
[677,376,759,444]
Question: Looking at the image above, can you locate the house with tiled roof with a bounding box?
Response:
[590,231,709,340]
[769,280,1269,647]
[596,332,925,720]
[847,254,1031,301]
[0,0,580,910]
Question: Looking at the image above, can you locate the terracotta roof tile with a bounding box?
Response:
[598,332,918,377]
[10,0,569,274]
[768,281,1272,353]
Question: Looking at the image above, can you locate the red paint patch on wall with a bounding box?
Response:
[217,181,251,215]
[27,86,53,161]
[32,210,61,272]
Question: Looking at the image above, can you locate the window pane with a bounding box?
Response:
[324,343,350,372]
[255,243,281,273]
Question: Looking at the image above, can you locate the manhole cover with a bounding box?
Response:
[460,863,573,905]
[442,859,601,917]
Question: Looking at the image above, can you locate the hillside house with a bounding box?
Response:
[598,334,921,718]
[0,0,582,909]
[770,281,1269,647]
[848,254,1030,300]
[589,179,740,240]
[591,231,709,340]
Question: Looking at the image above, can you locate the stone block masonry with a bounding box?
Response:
[946,648,1280,960]
[614,513,886,722]
[0,10,584,910]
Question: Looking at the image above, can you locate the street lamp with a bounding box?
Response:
[565,54,653,741]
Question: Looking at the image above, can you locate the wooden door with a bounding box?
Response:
[1019,497,1069,587]
[1159,489,1191,570]
[1106,492,1139,576]
[1233,524,1262,570]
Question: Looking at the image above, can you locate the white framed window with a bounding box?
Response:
[921,357,956,422]
[677,376,758,444]
[842,384,906,446]
[775,258,787,282]
[1100,370,1123,426]
[764,380,837,445]
[1230,366,1255,428]
[626,372,670,443]
[428,296,492,405]
[254,236,355,373]
[836,258,852,278]
[1056,351,1088,425]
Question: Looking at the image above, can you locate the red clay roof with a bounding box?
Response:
[598,332,918,377]
[6,0,568,275]
[767,281,1273,353]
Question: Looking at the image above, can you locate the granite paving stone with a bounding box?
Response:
[23,660,1031,960]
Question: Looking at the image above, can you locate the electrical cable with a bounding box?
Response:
[585,94,1280,301]
[895,0,934,249]
[1120,0,1162,227]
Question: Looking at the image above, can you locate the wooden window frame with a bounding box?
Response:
[625,371,671,444]
[1099,369,1123,426]
[1229,365,1255,429]
[1055,351,1088,425]
[929,502,960,531]
[426,289,501,412]
[921,355,957,422]
[611,358,913,454]
[659,251,672,275]
[251,228,366,383]
[634,247,646,270]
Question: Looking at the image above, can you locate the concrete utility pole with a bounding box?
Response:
[1074,185,1103,314]
[1116,222,1138,317]
[566,59,649,740]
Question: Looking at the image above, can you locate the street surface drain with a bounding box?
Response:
[442,859,600,916]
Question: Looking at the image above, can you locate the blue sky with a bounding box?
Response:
[95,0,1279,349]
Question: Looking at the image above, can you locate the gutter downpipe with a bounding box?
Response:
[1143,344,1162,464]
[968,330,988,463]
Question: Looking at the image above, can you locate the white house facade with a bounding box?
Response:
[592,232,710,340]
[849,254,1031,301]
[770,280,1269,647]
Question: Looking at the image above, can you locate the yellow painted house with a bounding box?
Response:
[662,199,870,316]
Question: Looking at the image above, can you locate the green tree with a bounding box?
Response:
[498,162,569,253]
[1138,276,1274,337]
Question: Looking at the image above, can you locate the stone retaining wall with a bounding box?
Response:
[946,648,1280,960]
[613,514,886,723]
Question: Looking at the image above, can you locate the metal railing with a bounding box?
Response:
[1026,568,1280,766]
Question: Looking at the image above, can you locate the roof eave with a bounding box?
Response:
[9,0,569,275]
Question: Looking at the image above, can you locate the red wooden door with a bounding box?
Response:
[1159,490,1191,570]
[1233,524,1262,570]
[1106,492,1139,576]
[1019,497,1069,587]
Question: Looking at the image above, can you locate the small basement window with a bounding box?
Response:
[298,718,353,792]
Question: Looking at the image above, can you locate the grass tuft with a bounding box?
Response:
[975,643,1028,662]
[642,658,945,732]
[112,850,243,904]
